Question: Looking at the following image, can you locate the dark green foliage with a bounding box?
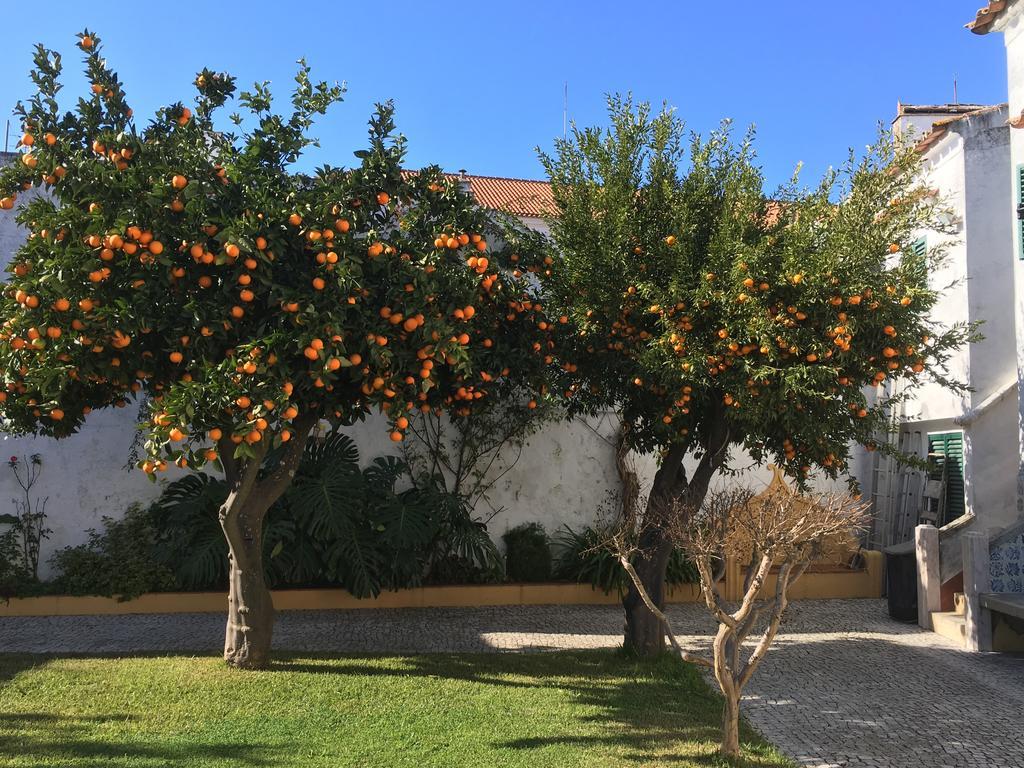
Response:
[502,522,552,582]
[280,434,439,597]
[553,525,699,594]
[13,433,502,601]
[49,505,175,600]
[423,488,503,584]
[0,520,38,600]
[146,432,499,597]
[150,473,230,590]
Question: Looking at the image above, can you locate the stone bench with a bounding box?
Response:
[980,592,1024,619]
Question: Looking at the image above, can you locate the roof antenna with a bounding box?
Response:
[563,81,568,140]
[3,121,8,154]
[953,75,959,106]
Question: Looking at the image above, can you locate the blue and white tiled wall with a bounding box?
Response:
[990,533,1024,593]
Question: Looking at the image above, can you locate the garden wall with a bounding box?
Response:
[0,550,883,617]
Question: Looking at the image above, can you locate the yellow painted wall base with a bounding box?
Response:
[0,550,884,618]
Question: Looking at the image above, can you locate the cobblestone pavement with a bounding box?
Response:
[3,598,1024,767]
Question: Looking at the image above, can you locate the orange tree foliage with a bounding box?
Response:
[0,31,558,473]
[539,96,973,483]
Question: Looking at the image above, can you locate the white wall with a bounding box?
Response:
[1000,7,1024,522]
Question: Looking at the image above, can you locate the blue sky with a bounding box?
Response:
[0,1,1008,191]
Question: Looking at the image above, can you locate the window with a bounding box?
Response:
[911,236,927,259]
[927,431,965,525]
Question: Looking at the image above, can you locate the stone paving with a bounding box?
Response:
[2,598,1024,767]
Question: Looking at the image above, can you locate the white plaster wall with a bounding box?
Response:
[902,133,971,424]
[959,108,1020,531]
[999,8,1024,520]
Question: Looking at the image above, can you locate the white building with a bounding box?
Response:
[970,0,1024,517]
[866,102,1019,564]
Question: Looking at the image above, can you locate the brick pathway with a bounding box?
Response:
[2,598,1023,767]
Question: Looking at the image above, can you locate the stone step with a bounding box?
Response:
[931,610,967,647]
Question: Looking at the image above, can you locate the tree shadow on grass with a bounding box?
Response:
[0,711,280,768]
[270,650,785,766]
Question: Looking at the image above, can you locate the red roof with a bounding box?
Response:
[447,173,554,218]
[911,103,1007,154]
[967,1,1011,34]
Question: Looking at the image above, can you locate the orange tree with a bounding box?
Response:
[538,96,973,655]
[0,32,556,668]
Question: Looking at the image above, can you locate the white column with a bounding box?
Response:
[962,531,992,652]
[915,524,941,629]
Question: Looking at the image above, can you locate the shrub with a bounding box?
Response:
[502,522,552,582]
[148,432,503,596]
[49,505,175,600]
[553,524,699,594]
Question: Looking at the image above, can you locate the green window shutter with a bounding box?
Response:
[927,431,965,525]
[1017,165,1024,261]
[911,237,926,259]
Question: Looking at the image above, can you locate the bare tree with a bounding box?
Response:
[613,479,868,759]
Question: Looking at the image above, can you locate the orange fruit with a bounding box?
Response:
[377,192,390,205]
[209,428,223,441]
[288,213,302,226]
[168,427,185,441]
[50,408,65,421]
[171,175,188,190]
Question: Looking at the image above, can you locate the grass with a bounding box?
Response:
[0,651,793,767]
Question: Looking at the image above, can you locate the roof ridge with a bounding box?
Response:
[445,171,549,184]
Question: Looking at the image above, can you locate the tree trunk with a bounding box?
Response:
[622,406,731,656]
[216,413,318,670]
[721,690,741,758]
[222,495,274,669]
[622,443,687,656]
[623,530,673,655]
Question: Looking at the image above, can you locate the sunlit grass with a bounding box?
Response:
[0,651,792,767]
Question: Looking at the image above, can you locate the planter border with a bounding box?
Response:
[0,551,883,617]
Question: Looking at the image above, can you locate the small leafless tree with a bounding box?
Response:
[612,482,868,759]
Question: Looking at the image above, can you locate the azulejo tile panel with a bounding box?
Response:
[990,533,1024,593]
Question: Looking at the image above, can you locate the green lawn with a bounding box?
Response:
[0,651,792,767]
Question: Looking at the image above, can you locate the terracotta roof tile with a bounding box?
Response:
[449,173,554,218]
[967,0,1012,34]
[912,103,1007,154]
[401,170,554,218]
